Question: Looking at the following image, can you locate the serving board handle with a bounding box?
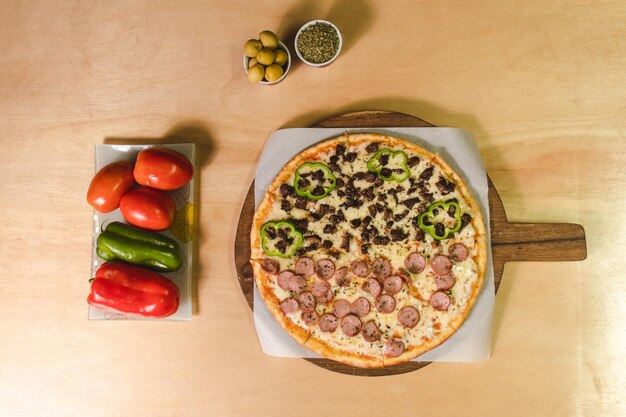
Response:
[487,176,587,289]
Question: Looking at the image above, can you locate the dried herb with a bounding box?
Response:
[297,22,339,64]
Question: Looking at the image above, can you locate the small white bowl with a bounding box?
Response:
[243,41,291,85]
[294,20,342,67]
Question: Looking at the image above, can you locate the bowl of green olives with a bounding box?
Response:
[243,31,291,85]
[294,20,342,67]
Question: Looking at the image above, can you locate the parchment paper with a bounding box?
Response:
[254,128,493,361]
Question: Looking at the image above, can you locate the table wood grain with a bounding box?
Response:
[0,1,624,416]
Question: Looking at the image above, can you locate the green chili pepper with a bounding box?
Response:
[294,162,336,200]
[417,201,462,240]
[366,148,410,182]
[260,220,303,258]
[97,221,182,271]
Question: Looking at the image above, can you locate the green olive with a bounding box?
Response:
[247,64,265,83]
[265,64,284,82]
[259,30,279,48]
[248,58,258,69]
[244,39,262,58]
[256,48,275,65]
[274,49,288,66]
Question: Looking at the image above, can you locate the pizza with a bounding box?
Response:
[250,133,487,368]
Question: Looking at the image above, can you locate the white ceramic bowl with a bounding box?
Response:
[243,41,291,85]
[294,20,343,67]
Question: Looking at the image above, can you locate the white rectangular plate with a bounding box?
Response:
[89,143,195,321]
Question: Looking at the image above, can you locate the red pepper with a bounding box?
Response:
[88,260,180,318]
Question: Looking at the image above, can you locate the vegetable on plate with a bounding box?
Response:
[96,221,182,271]
[86,161,136,213]
[119,187,176,231]
[133,147,193,191]
[88,260,180,318]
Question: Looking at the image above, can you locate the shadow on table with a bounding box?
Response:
[279,96,518,349]
[104,120,215,316]
[277,0,375,74]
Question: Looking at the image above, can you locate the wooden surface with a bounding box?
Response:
[1,1,625,416]
[234,111,586,376]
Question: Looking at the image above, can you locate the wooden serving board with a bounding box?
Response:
[234,111,587,376]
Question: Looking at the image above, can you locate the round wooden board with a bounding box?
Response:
[234,111,587,376]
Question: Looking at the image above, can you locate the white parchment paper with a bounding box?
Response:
[89,143,195,321]
[254,128,493,361]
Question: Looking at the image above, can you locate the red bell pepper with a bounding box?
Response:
[88,260,180,318]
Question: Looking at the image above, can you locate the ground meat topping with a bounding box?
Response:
[365,143,379,153]
[373,235,391,245]
[403,197,420,208]
[280,183,295,197]
[419,166,434,181]
[436,176,455,195]
[324,224,336,234]
[342,152,357,162]
[407,156,420,167]
[390,228,409,242]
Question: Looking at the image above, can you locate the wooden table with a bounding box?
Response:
[1,1,624,416]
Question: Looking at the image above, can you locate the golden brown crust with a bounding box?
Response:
[251,133,488,368]
[305,335,384,368]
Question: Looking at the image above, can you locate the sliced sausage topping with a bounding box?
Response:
[333,299,351,318]
[261,259,279,274]
[294,257,315,277]
[362,320,381,342]
[375,294,396,314]
[430,291,451,311]
[334,267,351,287]
[384,339,405,357]
[383,275,403,295]
[301,310,318,325]
[280,298,299,314]
[350,297,371,317]
[397,306,420,328]
[350,260,370,277]
[340,314,362,337]
[316,287,334,305]
[404,252,426,274]
[448,243,469,262]
[370,258,392,278]
[286,275,307,294]
[277,270,294,290]
[434,274,456,290]
[297,291,316,313]
[319,313,338,333]
[315,258,336,280]
[363,278,382,298]
[311,280,330,298]
[431,255,452,276]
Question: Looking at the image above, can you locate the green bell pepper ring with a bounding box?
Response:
[260,220,303,258]
[367,149,410,182]
[417,201,462,240]
[97,221,182,271]
[293,162,336,201]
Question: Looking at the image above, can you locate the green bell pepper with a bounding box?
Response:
[97,221,182,271]
[260,220,303,258]
[417,201,462,240]
[367,148,410,182]
[294,162,336,200]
